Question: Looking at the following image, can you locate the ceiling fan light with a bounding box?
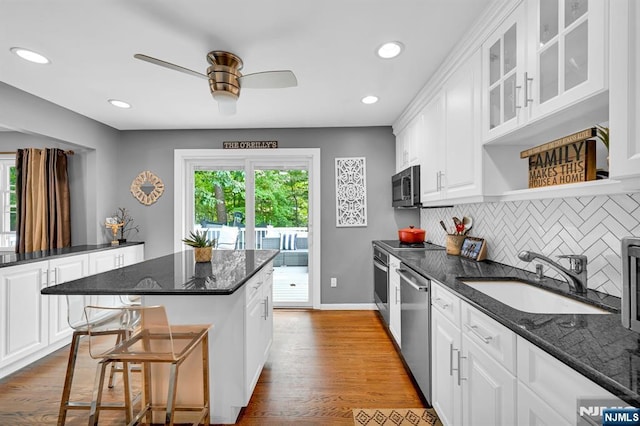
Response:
[377,42,404,59]
[10,47,50,64]
[212,91,238,115]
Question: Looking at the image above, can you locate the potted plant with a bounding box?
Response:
[112,207,140,243]
[182,230,216,262]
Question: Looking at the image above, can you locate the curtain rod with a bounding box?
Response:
[0,150,75,155]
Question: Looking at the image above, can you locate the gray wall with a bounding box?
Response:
[0,82,121,244]
[118,128,419,304]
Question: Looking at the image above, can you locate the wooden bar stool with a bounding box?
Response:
[84,304,212,426]
[57,296,135,425]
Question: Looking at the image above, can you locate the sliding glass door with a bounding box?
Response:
[185,151,316,308]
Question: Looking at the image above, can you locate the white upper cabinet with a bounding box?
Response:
[482,2,527,141]
[395,115,423,173]
[421,49,482,206]
[609,0,640,180]
[526,0,606,118]
[420,93,445,203]
[482,0,607,144]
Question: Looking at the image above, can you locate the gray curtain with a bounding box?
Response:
[15,148,71,253]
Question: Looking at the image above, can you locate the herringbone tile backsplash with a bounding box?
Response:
[421,193,640,298]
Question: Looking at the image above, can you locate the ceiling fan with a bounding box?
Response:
[134,51,297,115]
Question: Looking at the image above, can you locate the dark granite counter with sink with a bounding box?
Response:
[41,248,279,295]
[374,240,640,407]
[0,241,145,268]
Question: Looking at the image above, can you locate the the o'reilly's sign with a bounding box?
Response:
[223,140,278,149]
[520,128,597,189]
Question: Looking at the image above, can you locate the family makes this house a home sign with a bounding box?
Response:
[520,128,597,189]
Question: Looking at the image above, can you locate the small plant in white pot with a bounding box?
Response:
[182,230,216,263]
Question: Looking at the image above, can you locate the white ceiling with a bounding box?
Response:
[0,0,492,131]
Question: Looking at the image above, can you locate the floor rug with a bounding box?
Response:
[352,408,443,426]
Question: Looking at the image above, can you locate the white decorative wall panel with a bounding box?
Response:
[335,157,367,227]
[421,193,640,297]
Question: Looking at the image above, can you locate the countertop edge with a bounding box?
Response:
[0,242,145,269]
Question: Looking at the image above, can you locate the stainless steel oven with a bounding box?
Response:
[373,246,389,325]
[622,237,640,332]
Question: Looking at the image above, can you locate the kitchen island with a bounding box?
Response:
[42,248,279,424]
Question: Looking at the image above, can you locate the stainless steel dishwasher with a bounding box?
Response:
[398,263,431,402]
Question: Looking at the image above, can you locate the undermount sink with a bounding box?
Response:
[461,280,611,315]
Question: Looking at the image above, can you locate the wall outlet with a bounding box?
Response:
[330,277,337,287]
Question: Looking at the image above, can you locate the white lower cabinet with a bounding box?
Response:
[0,244,144,379]
[461,334,516,426]
[432,281,516,426]
[88,244,145,308]
[389,255,401,346]
[517,381,571,426]
[0,261,49,371]
[244,264,274,404]
[431,281,625,426]
[47,254,90,345]
[517,336,625,425]
[431,309,462,426]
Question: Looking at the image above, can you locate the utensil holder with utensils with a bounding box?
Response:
[446,234,466,255]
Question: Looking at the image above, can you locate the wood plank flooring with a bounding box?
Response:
[0,310,425,425]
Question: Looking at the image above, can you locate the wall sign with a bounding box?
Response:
[223,141,278,149]
[335,157,367,227]
[520,128,597,189]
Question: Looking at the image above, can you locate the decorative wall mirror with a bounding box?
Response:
[130,170,164,205]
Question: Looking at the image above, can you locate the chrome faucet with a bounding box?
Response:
[517,251,588,294]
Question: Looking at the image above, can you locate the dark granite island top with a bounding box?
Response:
[41,248,279,295]
[374,240,640,408]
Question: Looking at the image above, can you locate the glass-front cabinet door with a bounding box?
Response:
[482,2,526,141]
[526,0,606,118]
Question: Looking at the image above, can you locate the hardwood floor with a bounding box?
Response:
[0,310,424,425]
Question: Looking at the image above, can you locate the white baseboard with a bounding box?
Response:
[318,303,377,310]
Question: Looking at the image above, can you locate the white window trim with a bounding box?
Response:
[174,148,321,309]
[0,155,16,249]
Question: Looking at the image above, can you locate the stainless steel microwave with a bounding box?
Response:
[622,237,640,332]
[392,165,421,208]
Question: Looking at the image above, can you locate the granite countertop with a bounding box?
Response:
[0,242,145,268]
[41,249,279,295]
[373,240,640,408]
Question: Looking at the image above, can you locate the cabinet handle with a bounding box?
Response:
[449,343,454,376]
[456,349,467,386]
[262,296,269,320]
[436,171,441,191]
[465,323,494,344]
[432,297,450,310]
[395,286,400,304]
[524,72,534,106]
[514,78,522,110]
[42,270,49,287]
[51,269,57,285]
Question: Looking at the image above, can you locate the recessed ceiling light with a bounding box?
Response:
[377,42,404,59]
[361,95,379,105]
[108,99,131,109]
[10,47,50,64]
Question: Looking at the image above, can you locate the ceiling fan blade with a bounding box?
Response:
[239,70,297,89]
[133,54,208,80]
